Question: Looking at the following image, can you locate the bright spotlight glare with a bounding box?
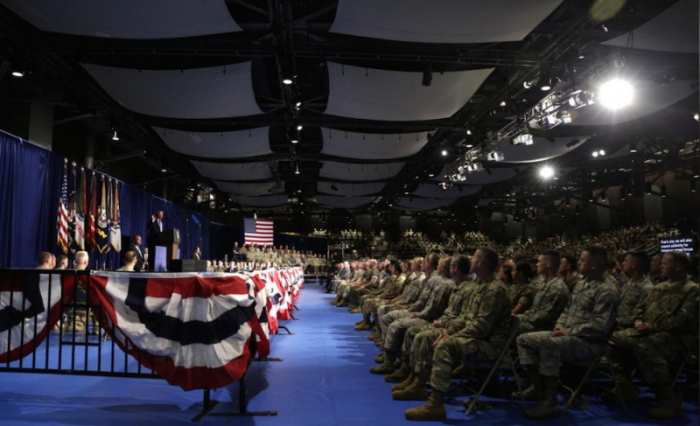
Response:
[599,79,633,110]
[282,78,293,85]
[441,150,448,156]
[592,151,599,158]
[539,166,554,179]
[694,112,699,121]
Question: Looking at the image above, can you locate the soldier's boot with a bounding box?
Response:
[392,372,416,392]
[648,383,683,419]
[367,329,381,340]
[370,352,396,375]
[374,338,382,347]
[404,390,446,421]
[385,362,411,383]
[512,368,543,401]
[330,297,339,305]
[374,352,385,364]
[524,375,561,420]
[354,316,372,331]
[393,377,429,401]
[337,300,349,308]
[349,306,362,314]
[604,375,639,403]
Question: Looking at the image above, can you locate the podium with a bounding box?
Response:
[155,229,180,271]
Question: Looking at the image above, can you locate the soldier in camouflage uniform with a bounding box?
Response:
[355,260,409,331]
[347,260,384,310]
[337,260,377,307]
[509,262,539,315]
[512,251,570,400]
[608,251,698,419]
[370,258,424,342]
[516,246,620,420]
[371,256,453,376]
[616,251,653,329]
[386,255,473,394]
[331,262,361,302]
[404,248,511,421]
[559,255,581,292]
[332,261,369,306]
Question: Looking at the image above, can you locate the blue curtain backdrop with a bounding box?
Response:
[0,130,326,268]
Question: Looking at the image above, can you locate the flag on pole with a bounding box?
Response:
[87,171,97,252]
[110,179,121,252]
[244,218,273,245]
[74,167,86,251]
[67,162,77,253]
[56,159,70,254]
[96,176,110,253]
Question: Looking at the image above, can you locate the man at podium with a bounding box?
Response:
[146,210,164,271]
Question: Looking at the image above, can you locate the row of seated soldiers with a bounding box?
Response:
[327,249,698,421]
[235,245,328,271]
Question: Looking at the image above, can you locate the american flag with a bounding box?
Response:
[244,218,273,245]
[57,161,70,253]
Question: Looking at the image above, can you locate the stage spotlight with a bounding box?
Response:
[487,151,504,162]
[466,129,472,136]
[296,124,303,131]
[599,79,633,110]
[282,76,293,85]
[694,112,699,121]
[11,69,24,77]
[161,168,167,173]
[692,180,697,193]
[500,101,507,107]
[592,151,599,158]
[112,131,119,141]
[599,149,605,156]
[539,166,554,179]
[523,80,534,89]
[441,149,448,156]
[291,139,298,144]
[295,164,300,175]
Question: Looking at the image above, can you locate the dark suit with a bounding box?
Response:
[129,244,146,272]
[192,252,201,260]
[146,218,163,271]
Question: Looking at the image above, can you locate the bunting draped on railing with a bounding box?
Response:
[0,268,307,391]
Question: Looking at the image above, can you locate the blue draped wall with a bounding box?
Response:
[0,130,327,268]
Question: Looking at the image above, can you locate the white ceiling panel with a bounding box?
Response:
[319,161,404,181]
[325,63,493,121]
[191,161,272,181]
[84,62,261,119]
[411,183,481,199]
[317,195,374,209]
[217,181,283,196]
[1,0,242,39]
[330,0,563,44]
[317,182,386,196]
[602,0,698,53]
[154,126,271,159]
[320,129,430,159]
[232,195,288,208]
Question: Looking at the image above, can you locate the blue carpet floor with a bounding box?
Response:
[0,282,697,426]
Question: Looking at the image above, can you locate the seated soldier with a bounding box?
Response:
[404,248,511,421]
[607,251,698,419]
[351,260,392,315]
[508,262,538,315]
[371,257,454,376]
[347,260,382,310]
[559,254,581,292]
[370,258,425,343]
[616,251,653,330]
[516,246,620,419]
[388,255,473,397]
[333,261,369,306]
[355,260,407,331]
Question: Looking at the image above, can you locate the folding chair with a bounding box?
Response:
[461,316,526,416]
[671,339,699,391]
[561,342,628,414]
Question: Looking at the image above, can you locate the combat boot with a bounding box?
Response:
[367,330,381,340]
[374,352,385,364]
[337,300,349,308]
[513,369,543,401]
[604,375,639,403]
[648,383,682,419]
[385,362,411,383]
[349,307,362,314]
[330,299,338,305]
[354,320,372,331]
[393,377,429,401]
[404,390,446,421]
[524,376,560,419]
[370,352,396,375]
[392,372,416,392]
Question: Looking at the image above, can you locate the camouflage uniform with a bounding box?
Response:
[609,278,699,384]
[338,269,371,301]
[402,279,476,376]
[379,272,438,338]
[382,273,453,354]
[362,274,407,317]
[428,274,512,392]
[516,276,570,335]
[348,268,381,306]
[564,272,582,292]
[509,282,539,313]
[616,276,653,329]
[376,273,424,335]
[517,276,620,377]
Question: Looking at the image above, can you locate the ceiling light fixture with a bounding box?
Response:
[295,164,300,175]
[539,166,554,179]
[441,149,448,156]
[11,69,24,77]
[112,131,119,141]
[599,79,634,110]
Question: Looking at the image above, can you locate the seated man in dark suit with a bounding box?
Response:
[128,234,147,272]
[192,246,202,260]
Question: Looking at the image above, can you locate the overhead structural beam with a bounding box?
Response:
[53,112,93,125]
[96,150,147,164]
